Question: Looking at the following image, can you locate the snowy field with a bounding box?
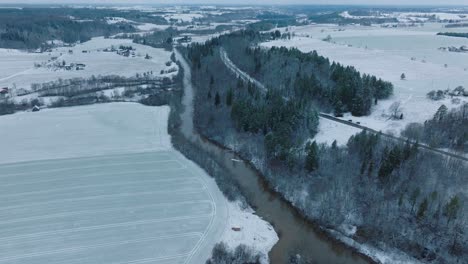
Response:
[314,118,362,146]
[263,23,468,141]
[105,17,167,32]
[0,103,170,163]
[339,11,468,23]
[0,37,176,92]
[0,103,277,264]
[164,13,204,23]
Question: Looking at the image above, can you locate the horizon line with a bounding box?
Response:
[0,3,467,8]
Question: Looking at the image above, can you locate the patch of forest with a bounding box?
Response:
[0,8,139,50]
[308,11,398,25]
[445,23,468,28]
[437,32,468,39]
[195,30,393,117]
[183,30,467,263]
[127,28,176,51]
[403,104,468,152]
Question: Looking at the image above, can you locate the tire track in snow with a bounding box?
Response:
[0,177,199,200]
[0,232,203,262]
[0,151,172,168]
[0,159,184,178]
[0,188,207,211]
[1,168,187,188]
[0,214,213,244]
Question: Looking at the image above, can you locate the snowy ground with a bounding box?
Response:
[263,23,468,141]
[314,118,362,146]
[339,11,468,23]
[105,17,167,32]
[0,37,176,93]
[0,103,277,264]
[0,103,170,163]
[0,49,49,84]
[221,202,277,263]
[163,13,204,23]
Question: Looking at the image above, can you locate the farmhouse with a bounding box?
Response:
[73,63,86,70]
[178,36,192,43]
[0,87,9,94]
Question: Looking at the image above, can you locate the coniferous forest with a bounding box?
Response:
[183,30,467,263]
[0,8,143,49]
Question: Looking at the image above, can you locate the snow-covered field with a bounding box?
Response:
[263,23,468,141]
[105,17,166,32]
[0,103,277,264]
[339,11,468,23]
[164,13,204,23]
[0,49,49,83]
[0,103,170,163]
[0,37,176,93]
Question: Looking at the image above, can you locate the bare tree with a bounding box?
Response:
[388,101,403,120]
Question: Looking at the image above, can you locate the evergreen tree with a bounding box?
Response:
[378,145,403,181]
[417,198,428,220]
[305,141,319,172]
[334,100,345,117]
[214,92,221,107]
[444,195,461,225]
[410,188,421,214]
[226,89,233,106]
[433,104,448,121]
[367,160,374,176]
[237,79,244,89]
[331,140,337,149]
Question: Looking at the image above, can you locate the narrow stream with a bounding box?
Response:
[175,50,373,264]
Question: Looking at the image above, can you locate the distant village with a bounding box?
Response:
[103,45,137,57]
[34,49,87,72]
[102,45,153,60]
[33,44,158,74]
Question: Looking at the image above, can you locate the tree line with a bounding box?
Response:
[403,104,468,152]
[437,32,468,39]
[0,8,136,50]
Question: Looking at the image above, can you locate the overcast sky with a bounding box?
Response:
[0,0,466,6]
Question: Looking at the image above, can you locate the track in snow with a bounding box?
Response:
[0,151,225,264]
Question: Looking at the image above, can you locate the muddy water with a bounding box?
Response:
[175,50,372,264]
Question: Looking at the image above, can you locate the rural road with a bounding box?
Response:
[220,48,468,162]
